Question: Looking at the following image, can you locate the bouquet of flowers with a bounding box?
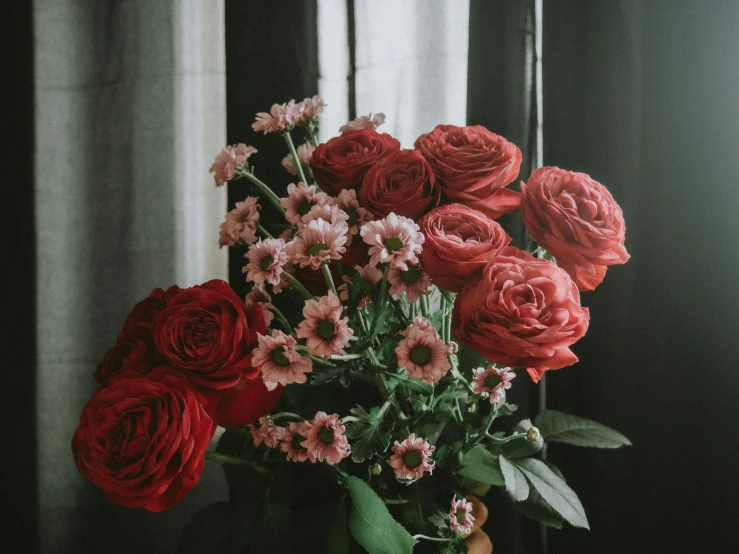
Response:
[72,95,631,554]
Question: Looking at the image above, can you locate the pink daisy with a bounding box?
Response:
[296,291,354,359]
[396,319,451,384]
[300,203,350,231]
[339,112,386,133]
[249,417,286,448]
[338,263,383,308]
[389,263,431,303]
[302,411,351,465]
[390,433,436,480]
[243,238,288,286]
[280,182,332,225]
[252,100,304,134]
[280,421,317,463]
[449,495,475,535]
[245,283,274,327]
[209,143,257,186]
[360,213,425,271]
[252,331,313,390]
[335,189,373,237]
[218,196,260,247]
[286,219,348,270]
[297,95,326,122]
[472,366,516,404]
[281,141,316,175]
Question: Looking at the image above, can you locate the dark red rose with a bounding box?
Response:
[419,204,511,292]
[359,149,440,220]
[117,286,181,341]
[212,378,283,427]
[452,254,589,371]
[71,367,215,511]
[520,167,629,291]
[310,129,401,195]
[153,279,261,389]
[95,329,156,386]
[414,125,522,218]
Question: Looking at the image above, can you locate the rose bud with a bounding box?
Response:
[521,166,629,291]
[419,204,511,292]
[414,124,522,218]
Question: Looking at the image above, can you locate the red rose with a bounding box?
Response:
[419,204,511,292]
[452,254,589,370]
[359,149,440,220]
[414,125,522,218]
[153,279,261,389]
[213,378,283,427]
[71,368,215,511]
[295,239,370,296]
[520,167,629,291]
[94,329,156,386]
[310,129,400,195]
[117,285,181,341]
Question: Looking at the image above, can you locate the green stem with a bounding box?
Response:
[257,223,273,238]
[321,262,338,296]
[383,498,411,505]
[270,305,293,332]
[331,353,365,361]
[239,169,286,216]
[270,412,302,421]
[420,294,430,319]
[411,535,454,543]
[488,431,529,444]
[370,264,391,335]
[281,271,314,300]
[283,131,310,187]
[205,452,271,474]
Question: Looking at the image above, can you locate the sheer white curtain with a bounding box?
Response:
[34,1,227,551]
[318,0,470,146]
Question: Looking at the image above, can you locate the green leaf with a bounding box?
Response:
[499,455,530,502]
[345,475,417,554]
[176,501,251,554]
[501,418,543,459]
[535,410,632,449]
[458,446,504,485]
[345,405,393,463]
[383,370,434,395]
[512,487,564,529]
[456,341,487,373]
[513,458,589,529]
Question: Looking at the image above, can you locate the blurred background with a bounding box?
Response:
[4,0,739,552]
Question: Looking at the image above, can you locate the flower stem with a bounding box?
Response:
[331,353,365,361]
[270,305,293,332]
[370,264,392,335]
[420,294,430,319]
[411,535,454,543]
[239,169,286,215]
[257,223,273,238]
[205,452,271,474]
[283,131,310,187]
[270,412,302,421]
[321,262,338,296]
[281,271,314,300]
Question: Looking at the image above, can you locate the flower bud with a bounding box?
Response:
[370,463,383,475]
[527,427,540,442]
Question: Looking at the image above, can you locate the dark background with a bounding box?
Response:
[5,1,739,552]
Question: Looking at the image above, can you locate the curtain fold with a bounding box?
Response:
[34,1,228,551]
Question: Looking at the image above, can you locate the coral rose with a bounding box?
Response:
[453,255,589,370]
[359,149,440,220]
[414,124,522,218]
[310,129,400,195]
[419,204,511,292]
[521,167,629,291]
[71,368,215,511]
[153,279,263,390]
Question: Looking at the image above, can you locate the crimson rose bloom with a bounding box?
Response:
[419,204,511,292]
[453,253,589,371]
[117,285,181,341]
[414,125,522,218]
[95,329,156,386]
[521,167,629,291]
[71,368,215,511]
[213,378,283,427]
[310,129,400,195]
[359,149,440,220]
[153,279,262,389]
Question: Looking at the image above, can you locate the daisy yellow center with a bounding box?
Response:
[292,433,306,450]
[400,266,420,284]
[384,236,404,253]
[307,242,329,256]
[271,347,290,367]
[345,208,359,226]
[318,426,335,445]
[455,509,467,525]
[485,373,503,390]
[298,199,312,216]
[260,255,274,271]
[409,345,431,366]
[317,319,336,340]
[403,449,423,469]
